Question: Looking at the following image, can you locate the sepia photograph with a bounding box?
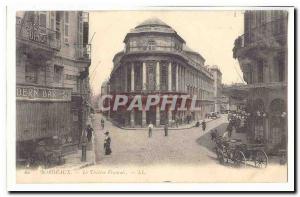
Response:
[5,5,295,192]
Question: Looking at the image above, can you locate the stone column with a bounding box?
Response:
[156,105,160,127]
[131,63,135,92]
[168,62,172,91]
[177,66,180,91]
[124,65,127,91]
[176,64,179,91]
[130,110,135,127]
[156,61,160,91]
[182,68,187,92]
[142,108,146,127]
[142,62,146,91]
[182,67,184,92]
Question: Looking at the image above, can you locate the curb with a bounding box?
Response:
[118,118,217,131]
[77,162,94,170]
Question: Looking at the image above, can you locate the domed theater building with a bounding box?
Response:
[108,18,215,127]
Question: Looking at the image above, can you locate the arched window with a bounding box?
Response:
[269,99,286,146]
[147,40,156,50]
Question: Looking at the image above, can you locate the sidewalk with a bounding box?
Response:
[119,117,218,130]
[53,115,97,170]
[61,147,95,170]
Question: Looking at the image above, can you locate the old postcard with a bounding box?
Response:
[6,6,295,191]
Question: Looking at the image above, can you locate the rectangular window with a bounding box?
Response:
[65,12,69,23]
[146,62,156,91]
[25,64,38,84]
[56,12,61,40]
[257,60,264,83]
[64,25,69,36]
[49,12,55,30]
[160,62,168,91]
[39,12,47,28]
[277,53,285,82]
[134,63,142,91]
[54,65,63,84]
[64,12,69,43]
[172,64,176,91]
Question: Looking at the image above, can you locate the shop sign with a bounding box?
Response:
[16,85,72,101]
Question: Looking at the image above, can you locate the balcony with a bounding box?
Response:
[16,17,61,51]
[75,44,91,63]
[233,18,287,58]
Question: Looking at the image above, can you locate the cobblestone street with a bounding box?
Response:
[92,113,229,166]
[79,113,287,183]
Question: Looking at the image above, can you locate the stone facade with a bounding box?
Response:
[16,11,91,158]
[233,10,288,151]
[109,18,215,127]
[210,66,223,113]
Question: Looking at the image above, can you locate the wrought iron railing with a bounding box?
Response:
[16,17,61,50]
[75,44,91,61]
[126,45,213,78]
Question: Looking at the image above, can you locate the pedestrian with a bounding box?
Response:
[210,129,218,141]
[104,131,112,155]
[86,124,93,142]
[202,120,206,131]
[148,122,153,138]
[164,123,168,136]
[227,123,233,138]
[101,118,105,130]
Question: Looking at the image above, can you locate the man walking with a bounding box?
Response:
[202,120,206,132]
[101,118,105,130]
[148,122,154,138]
[164,123,169,136]
[86,124,93,142]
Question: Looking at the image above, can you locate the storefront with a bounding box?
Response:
[16,84,73,159]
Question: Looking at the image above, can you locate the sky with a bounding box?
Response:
[89,10,245,95]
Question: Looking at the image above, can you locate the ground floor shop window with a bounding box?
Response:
[134,111,142,126]
[160,111,167,125]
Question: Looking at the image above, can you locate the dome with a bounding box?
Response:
[130,17,176,34]
[135,18,171,28]
[124,17,185,44]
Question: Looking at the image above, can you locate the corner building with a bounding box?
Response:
[233,10,288,151]
[16,11,91,159]
[109,18,215,127]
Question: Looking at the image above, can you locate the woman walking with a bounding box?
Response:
[104,131,112,155]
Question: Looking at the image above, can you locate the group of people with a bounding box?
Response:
[84,117,112,156]
[147,122,169,138]
[195,120,206,131]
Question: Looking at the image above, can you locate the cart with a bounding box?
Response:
[214,138,268,168]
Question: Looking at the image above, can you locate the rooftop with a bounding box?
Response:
[135,17,171,28]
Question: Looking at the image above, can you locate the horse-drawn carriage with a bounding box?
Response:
[212,135,268,168]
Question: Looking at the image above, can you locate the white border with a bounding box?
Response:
[5,3,295,192]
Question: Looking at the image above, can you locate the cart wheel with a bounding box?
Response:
[218,150,226,165]
[233,150,246,168]
[255,150,268,168]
